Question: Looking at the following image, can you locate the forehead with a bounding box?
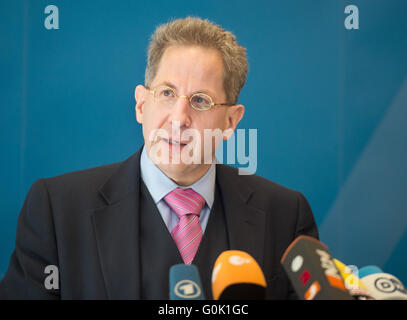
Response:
[152,45,225,96]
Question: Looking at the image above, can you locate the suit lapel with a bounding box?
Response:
[216,164,267,270]
[91,149,142,299]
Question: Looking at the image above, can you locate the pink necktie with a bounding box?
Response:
[163,188,205,265]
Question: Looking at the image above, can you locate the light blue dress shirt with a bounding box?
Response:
[139,146,216,234]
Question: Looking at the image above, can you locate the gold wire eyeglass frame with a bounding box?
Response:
[148,85,230,111]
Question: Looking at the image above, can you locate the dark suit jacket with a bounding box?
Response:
[0,147,318,299]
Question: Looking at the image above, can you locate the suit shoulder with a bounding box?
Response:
[41,161,123,195]
[217,163,301,199]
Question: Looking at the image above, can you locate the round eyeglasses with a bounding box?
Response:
[148,85,230,111]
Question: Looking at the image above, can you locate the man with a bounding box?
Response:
[0,17,318,299]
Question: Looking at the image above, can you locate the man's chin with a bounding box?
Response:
[146,143,213,182]
[147,143,202,167]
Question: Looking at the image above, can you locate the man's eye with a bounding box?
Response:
[162,89,174,97]
[192,94,211,106]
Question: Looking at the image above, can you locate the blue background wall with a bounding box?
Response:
[1,0,406,287]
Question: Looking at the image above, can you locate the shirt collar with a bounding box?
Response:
[140,146,216,209]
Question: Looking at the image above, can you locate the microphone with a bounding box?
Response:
[280,235,353,300]
[358,266,407,300]
[333,259,373,300]
[211,250,267,300]
[169,264,205,300]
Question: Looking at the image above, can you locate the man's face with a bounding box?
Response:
[135,45,244,184]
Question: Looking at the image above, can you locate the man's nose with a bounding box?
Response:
[169,95,192,127]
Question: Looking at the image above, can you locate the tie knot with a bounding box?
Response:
[163,188,205,218]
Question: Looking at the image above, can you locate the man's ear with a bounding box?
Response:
[135,85,147,124]
[223,104,245,140]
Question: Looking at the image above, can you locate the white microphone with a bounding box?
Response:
[359,266,407,300]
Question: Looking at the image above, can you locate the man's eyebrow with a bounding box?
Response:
[160,81,178,90]
[159,81,217,97]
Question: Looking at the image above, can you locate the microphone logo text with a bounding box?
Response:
[174,280,202,299]
[374,277,407,294]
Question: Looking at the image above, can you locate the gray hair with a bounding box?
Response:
[145,17,248,105]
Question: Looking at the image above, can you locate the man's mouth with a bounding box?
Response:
[162,138,188,146]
